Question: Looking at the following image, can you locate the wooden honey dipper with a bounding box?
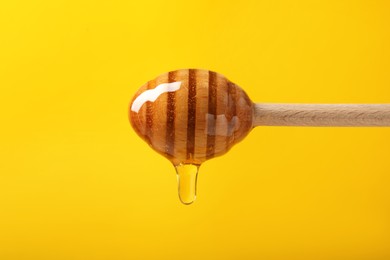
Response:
[129,69,390,205]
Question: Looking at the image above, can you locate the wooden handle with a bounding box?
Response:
[253,104,390,127]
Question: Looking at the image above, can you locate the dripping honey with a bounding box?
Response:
[129,69,253,204]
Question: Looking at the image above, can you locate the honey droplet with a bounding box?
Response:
[175,164,199,205]
[129,69,254,204]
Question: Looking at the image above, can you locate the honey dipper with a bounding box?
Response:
[129,69,390,205]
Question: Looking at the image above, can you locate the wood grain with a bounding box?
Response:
[253,103,390,127]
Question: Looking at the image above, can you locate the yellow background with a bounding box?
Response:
[1,0,390,259]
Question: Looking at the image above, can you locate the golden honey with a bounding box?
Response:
[129,69,254,204]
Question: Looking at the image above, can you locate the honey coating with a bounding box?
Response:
[129,69,253,166]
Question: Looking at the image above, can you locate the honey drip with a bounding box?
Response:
[129,69,254,204]
[175,164,199,205]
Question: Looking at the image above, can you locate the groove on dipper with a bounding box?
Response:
[187,69,197,159]
[145,80,154,142]
[206,71,217,159]
[226,81,237,149]
[166,72,176,157]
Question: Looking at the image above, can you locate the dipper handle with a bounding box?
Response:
[253,104,390,127]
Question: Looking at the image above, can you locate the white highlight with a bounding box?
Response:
[131,81,182,113]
